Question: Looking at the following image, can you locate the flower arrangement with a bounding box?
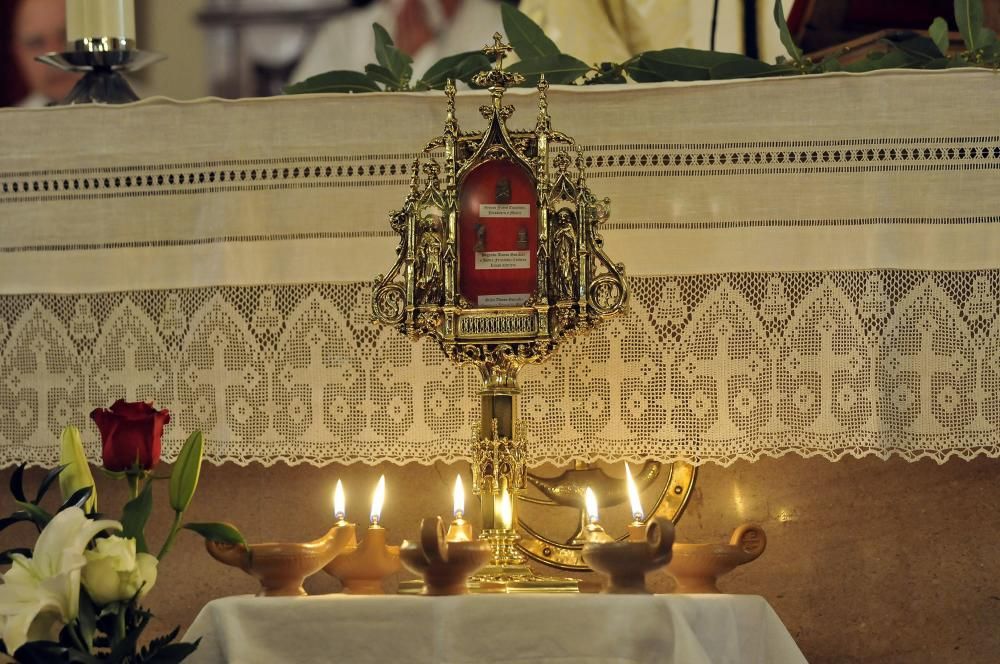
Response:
[0,401,242,663]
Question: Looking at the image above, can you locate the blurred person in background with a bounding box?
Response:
[292,0,687,85]
[1,0,79,107]
[293,0,502,82]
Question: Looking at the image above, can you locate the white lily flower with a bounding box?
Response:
[0,508,119,654]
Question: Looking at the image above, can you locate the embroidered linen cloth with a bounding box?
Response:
[0,69,997,467]
[181,594,807,664]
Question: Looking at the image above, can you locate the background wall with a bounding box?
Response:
[2,455,997,663]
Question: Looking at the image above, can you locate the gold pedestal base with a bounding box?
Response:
[467,563,579,593]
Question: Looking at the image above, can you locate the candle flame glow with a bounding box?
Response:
[500,487,512,530]
[625,462,643,521]
[370,475,385,525]
[584,487,598,524]
[334,479,345,520]
[453,474,465,518]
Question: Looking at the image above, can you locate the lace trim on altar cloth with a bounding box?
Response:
[1,271,998,467]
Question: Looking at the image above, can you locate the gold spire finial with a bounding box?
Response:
[483,32,513,70]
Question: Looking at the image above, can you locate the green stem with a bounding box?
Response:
[126,474,139,500]
[67,621,88,653]
[157,511,184,560]
[115,607,126,647]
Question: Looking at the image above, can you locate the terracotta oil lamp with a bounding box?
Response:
[324,475,401,594]
[667,524,767,593]
[582,516,675,594]
[400,515,492,595]
[205,521,356,597]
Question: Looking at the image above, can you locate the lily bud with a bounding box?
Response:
[59,425,97,513]
[169,431,204,513]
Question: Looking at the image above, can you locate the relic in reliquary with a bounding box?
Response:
[372,33,690,588]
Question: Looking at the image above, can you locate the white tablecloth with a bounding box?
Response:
[182,593,806,664]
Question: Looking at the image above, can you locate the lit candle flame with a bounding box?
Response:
[453,474,465,518]
[625,462,643,522]
[370,475,385,525]
[584,487,599,524]
[499,487,512,530]
[333,479,346,521]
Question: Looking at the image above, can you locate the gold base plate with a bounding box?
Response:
[398,563,579,594]
[398,565,580,595]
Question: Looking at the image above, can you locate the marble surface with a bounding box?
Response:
[1,455,997,663]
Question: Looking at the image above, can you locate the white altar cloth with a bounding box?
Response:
[182,593,806,664]
[3,70,999,468]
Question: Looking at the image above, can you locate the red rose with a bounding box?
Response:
[90,400,170,471]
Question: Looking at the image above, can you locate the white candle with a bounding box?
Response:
[370,475,385,526]
[66,0,136,42]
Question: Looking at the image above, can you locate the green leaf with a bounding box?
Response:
[0,547,31,564]
[501,2,560,60]
[283,70,381,95]
[34,464,66,505]
[77,589,97,651]
[372,23,412,85]
[419,51,491,89]
[773,0,804,65]
[168,431,203,514]
[710,57,790,79]
[893,35,947,61]
[121,481,153,553]
[140,640,201,664]
[585,62,627,84]
[183,522,247,547]
[626,48,752,82]
[842,49,920,72]
[507,53,591,85]
[10,463,26,502]
[364,64,400,89]
[929,17,951,56]
[955,0,985,50]
[0,512,32,533]
[15,500,51,527]
[58,486,94,513]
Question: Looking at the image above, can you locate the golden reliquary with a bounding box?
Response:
[372,34,631,590]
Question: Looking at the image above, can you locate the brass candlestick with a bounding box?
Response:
[400,517,492,595]
[204,523,356,597]
[582,517,674,594]
[324,524,401,594]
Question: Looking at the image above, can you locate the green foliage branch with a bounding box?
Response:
[285,0,1000,95]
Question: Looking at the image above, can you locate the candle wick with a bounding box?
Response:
[633,513,643,523]
[454,510,464,520]
[370,515,380,526]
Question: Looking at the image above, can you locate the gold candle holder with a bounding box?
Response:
[400,517,492,595]
[205,523,356,597]
[324,524,401,594]
[667,524,767,594]
[582,517,675,594]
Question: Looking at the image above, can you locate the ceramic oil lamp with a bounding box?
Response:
[324,475,401,594]
[205,522,356,597]
[400,516,492,595]
[582,517,674,594]
[667,524,767,593]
